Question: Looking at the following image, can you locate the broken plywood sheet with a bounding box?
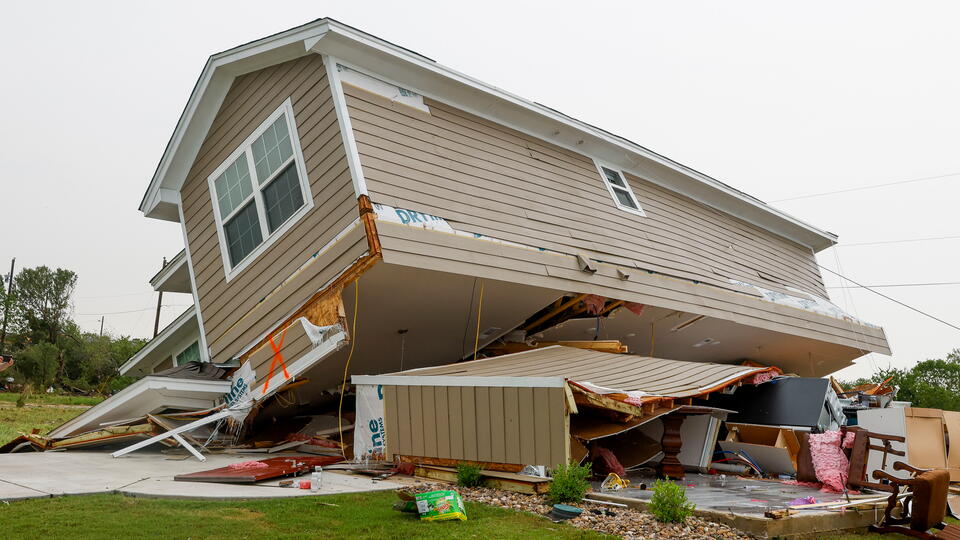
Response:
[597,431,661,469]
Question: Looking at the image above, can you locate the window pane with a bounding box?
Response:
[252,115,293,183]
[176,341,201,365]
[602,167,627,188]
[612,187,638,209]
[262,164,306,233]
[224,201,264,266]
[213,156,252,219]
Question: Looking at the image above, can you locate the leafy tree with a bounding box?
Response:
[13,342,59,388]
[841,349,960,411]
[13,266,77,345]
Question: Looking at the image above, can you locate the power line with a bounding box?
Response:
[818,265,960,332]
[770,171,960,203]
[77,291,154,299]
[840,234,960,247]
[76,305,192,316]
[828,281,960,289]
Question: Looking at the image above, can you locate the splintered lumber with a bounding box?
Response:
[413,465,551,495]
[50,424,162,450]
[484,340,628,356]
[395,455,524,473]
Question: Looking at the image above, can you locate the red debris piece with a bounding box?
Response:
[583,295,606,315]
[392,462,415,475]
[590,445,626,477]
[227,460,270,470]
[175,456,342,484]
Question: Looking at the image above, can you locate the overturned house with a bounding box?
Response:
[25,18,895,485]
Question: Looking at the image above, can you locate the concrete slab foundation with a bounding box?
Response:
[589,474,886,538]
[0,451,400,501]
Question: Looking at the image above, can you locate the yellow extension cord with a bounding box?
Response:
[473,280,485,361]
[337,279,360,459]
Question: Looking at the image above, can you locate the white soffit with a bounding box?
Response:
[140,18,837,251]
[47,377,230,439]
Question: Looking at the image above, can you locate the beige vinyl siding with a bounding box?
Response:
[343,84,827,299]
[383,384,568,467]
[179,54,360,363]
[376,221,889,354]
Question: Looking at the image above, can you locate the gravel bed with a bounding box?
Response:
[407,481,751,539]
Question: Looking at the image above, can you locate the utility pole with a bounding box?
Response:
[0,258,15,355]
[153,257,166,337]
[99,316,104,337]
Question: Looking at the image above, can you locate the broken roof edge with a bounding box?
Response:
[352,374,567,388]
[118,305,197,376]
[139,17,838,252]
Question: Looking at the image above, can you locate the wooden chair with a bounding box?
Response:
[869,461,960,539]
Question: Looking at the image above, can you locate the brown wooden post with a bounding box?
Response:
[659,413,686,479]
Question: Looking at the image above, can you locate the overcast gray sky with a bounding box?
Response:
[2,1,958,380]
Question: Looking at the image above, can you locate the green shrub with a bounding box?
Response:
[456,462,485,488]
[649,479,696,523]
[548,462,592,503]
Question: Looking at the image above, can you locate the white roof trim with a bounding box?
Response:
[141,18,837,251]
[352,374,566,388]
[149,249,187,291]
[118,305,198,376]
[48,376,230,439]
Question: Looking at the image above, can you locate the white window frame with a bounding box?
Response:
[207,98,314,282]
[594,161,646,217]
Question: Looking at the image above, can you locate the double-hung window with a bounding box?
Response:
[208,99,313,280]
[595,163,645,216]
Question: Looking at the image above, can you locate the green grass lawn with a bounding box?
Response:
[0,492,609,540]
[0,392,102,443]
[0,391,103,406]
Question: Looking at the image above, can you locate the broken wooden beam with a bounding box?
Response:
[413,465,550,495]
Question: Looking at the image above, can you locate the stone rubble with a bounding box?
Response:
[407,481,752,539]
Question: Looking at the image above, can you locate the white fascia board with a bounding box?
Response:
[142,18,836,250]
[352,374,566,388]
[149,249,187,291]
[140,20,334,220]
[118,305,198,376]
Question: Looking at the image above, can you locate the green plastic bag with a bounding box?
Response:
[414,489,468,521]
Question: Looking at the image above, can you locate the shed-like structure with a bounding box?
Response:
[354,346,774,468]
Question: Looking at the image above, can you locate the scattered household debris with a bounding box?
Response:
[3,314,956,537]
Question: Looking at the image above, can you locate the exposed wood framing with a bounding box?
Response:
[484,340,628,356]
[522,294,587,332]
[238,196,382,364]
[394,454,524,473]
[413,465,550,495]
